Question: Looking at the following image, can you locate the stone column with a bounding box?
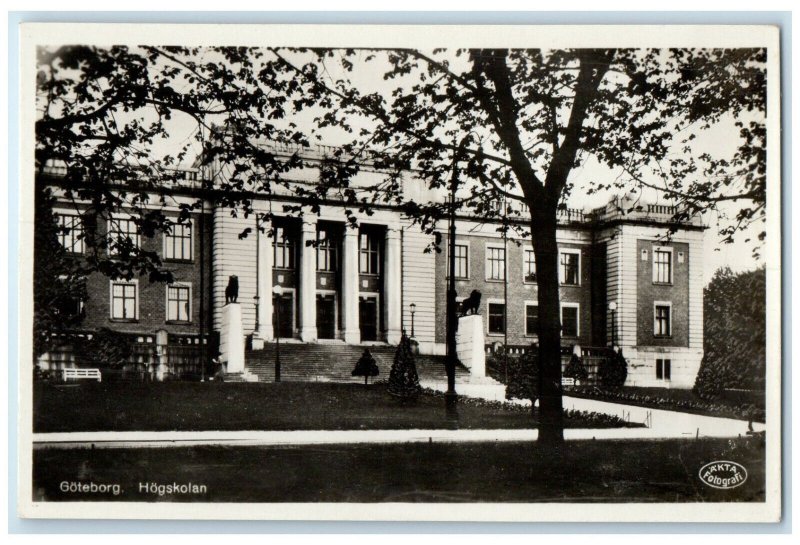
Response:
[252,221,274,349]
[384,226,402,344]
[299,219,318,342]
[341,228,360,343]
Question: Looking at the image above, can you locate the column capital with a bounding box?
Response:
[301,216,318,231]
[343,227,359,238]
[386,225,402,239]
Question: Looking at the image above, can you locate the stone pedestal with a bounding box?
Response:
[456,314,486,378]
[220,303,245,373]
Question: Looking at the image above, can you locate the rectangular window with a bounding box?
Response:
[110,281,137,320]
[560,251,580,285]
[653,248,672,283]
[109,218,140,255]
[654,304,672,336]
[450,244,469,279]
[164,222,193,261]
[316,229,337,272]
[561,304,579,337]
[523,250,537,283]
[656,358,672,380]
[525,304,539,336]
[359,232,380,275]
[486,247,506,281]
[273,227,295,269]
[56,214,84,254]
[167,284,191,322]
[488,303,505,334]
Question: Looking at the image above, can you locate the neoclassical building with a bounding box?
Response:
[38,145,706,388]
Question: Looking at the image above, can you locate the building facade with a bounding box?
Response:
[38,148,706,388]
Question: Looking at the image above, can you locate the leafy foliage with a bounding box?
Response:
[34,186,88,357]
[387,335,421,399]
[694,267,766,399]
[352,349,380,385]
[598,349,628,390]
[74,328,133,369]
[563,353,589,383]
[505,348,539,405]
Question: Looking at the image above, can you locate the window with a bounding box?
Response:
[164,221,193,261]
[167,284,191,322]
[653,248,672,283]
[656,358,672,380]
[55,276,85,319]
[359,232,380,275]
[109,217,140,255]
[560,250,580,285]
[561,304,579,337]
[654,303,672,337]
[486,246,506,281]
[525,304,539,336]
[523,250,537,283]
[273,227,295,270]
[488,303,506,334]
[448,244,469,279]
[110,281,138,320]
[56,214,84,254]
[316,229,337,272]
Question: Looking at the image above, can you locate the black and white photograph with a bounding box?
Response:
[16,22,781,522]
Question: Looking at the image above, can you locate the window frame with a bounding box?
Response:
[560,302,580,338]
[54,210,85,254]
[359,232,381,276]
[656,358,672,381]
[559,248,581,286]
[108,215,141,256]
[523,248,537,284]
[653,301,673,337]
[524,302,539,337]
[109,279,139,321]
[485,243,506,282]
[316,228,338,272]
[163,219,194,262]
[445,242,470,280]
[273,226,296,270]
[166,282,192,323]
[487,301,506,336]
[652,246,674,285]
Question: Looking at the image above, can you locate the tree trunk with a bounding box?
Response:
[531,208,565,444]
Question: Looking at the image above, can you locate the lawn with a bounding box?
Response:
[566,385,766,423]
[33,381,638,433]
[33,436,765,503]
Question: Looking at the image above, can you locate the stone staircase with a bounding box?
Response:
[243,342,472,384]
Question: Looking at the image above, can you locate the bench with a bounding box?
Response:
[561,377,575,387]
[63,368,102,382]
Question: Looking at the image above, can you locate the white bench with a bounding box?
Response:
[63,368,102,382]
[561,377,575,387]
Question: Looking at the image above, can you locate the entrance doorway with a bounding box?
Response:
[273,292,294,339]
[359,296,378,342]
[317,294,336,339]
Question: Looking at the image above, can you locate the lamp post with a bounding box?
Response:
[253,294,260,332]
[608,301,617,348]
[273,285,282,382]
[409,303,416,338]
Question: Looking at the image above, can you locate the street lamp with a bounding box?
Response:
[253,294,260,332]
[272,285,282,382]
[608,301,618,348]
[409,303,417,338]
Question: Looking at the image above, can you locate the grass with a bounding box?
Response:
[33,381,639,433]
[32,436,765,503]
[567,385,766,423]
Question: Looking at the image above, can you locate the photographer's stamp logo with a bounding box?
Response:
[699,461,748,489]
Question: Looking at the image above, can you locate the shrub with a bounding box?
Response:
[387,334,421,399]
[563,353,588,384]
[598,348,627,390]
[352,349,380,385]
[74,328,133,370]
[505,347,539,414]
